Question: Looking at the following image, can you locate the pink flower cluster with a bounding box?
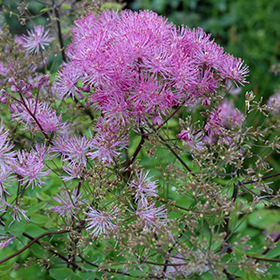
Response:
[55,10,248,125]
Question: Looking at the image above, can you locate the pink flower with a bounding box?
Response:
[88,118,129,165]
[136,201,167,231]
[129,170,158,203]
[22,25,54,53]
[14,147,51,189]
[85,206,120,236]
[56,10,248,125]
[52,135,90,166]
[177,128,204,151]
[50,188,85,219]
[218,100,243,128]
[268,93,280,113]
[11,98,70,135]
[55,62,83,99]
[0,122,16,171]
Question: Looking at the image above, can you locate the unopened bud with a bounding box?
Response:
[152,116,163,127]
[17,105,23,113]
[19,80,25,87]
[10,85,17,93]
[0,89,7,95]
[0,96,8,104]
[201,97,211,106]
[78,92,84,100]
[26,91,32,98]
[81,84,90,92]
[8,77,16,85]
[44,74,50,81]
[9,103,17,113]
[28,84,34,91]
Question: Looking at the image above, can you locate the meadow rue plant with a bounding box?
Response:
[1,2,280,279]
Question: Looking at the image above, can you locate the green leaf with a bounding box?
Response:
[30,214,50,224]
[248,209,280,229]
[227,266,246,277]
[245,272,260,280]
[36,192,51,201]
[1,276,21,280]
[39,7,53,13]
[0,263,13,274]
[27,202,47,215]
[265,242,280,259]
[24,223,46,237]
[61,4,71,9]
[268,262,280,275]
[49,268,73,280]
[5,218,26,238]
[76,271,95,280]
[101,3,126,11]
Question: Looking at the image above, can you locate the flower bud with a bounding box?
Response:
[44,74,50,81]
[17,105,23,113]
[8,77,16,85]
[26,91,33,98]
[9,103,17,113]
[28,84,34,91]
[201,97,211,106]
[152,116,163,127]
[19,80,26,88]
[81,84,90,92]
[0,96,8,104]
[78,92,84,100]
[10,85,17,93]
[0,89,7,95]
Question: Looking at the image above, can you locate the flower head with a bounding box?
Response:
[85,206,120,236]
[0,122,16,171]
[50,188,85,219]
[14,147,51,189]
[218,100,243,128]
[88,118,129,165]
[22,25,54,53]
[129,170,158,203]
[136,201,167,231]
[56,10,248,125]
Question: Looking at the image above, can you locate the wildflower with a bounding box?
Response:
[11,98,70,135]
[0,169,16,197]
[22,25,54,53]
[177,128,204,151]
[129,170,158,203]
[204,110,224,137]
[136,201,167,231]
[216,55,249,87]
[1,199,29,222]
[55,62,83,99]
[268,93,280,113]
[57,10,248,125]
[0,122,16,171]
[0,234,15,249]
[52,135,90,166]
[88,118,129,165]
[50,188,85,219]
[14,148,51,189]
[218,100,243,128]
[85,206,120,236]
[61,162,85,181]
